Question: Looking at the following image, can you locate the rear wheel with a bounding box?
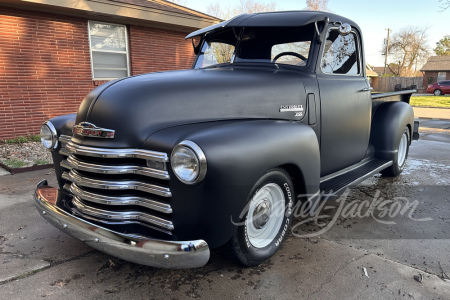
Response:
[381,127,410,177]
[223,168,294,266]
[434,89,442,96]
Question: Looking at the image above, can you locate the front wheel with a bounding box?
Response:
[434,89,442,96]
[222,168,294,266]
[381,127,410,177]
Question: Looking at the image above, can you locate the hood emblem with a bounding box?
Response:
[73,122,115,139]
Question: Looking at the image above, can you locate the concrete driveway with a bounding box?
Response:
[1,120,449,300]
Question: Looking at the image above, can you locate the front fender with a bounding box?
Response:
[145,120,320,248]
[47,113,77,190]
[370,101,414,160]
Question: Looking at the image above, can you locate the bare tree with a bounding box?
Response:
[381,26,429,77]
[305,0,329,11]
[206,0,277,19]
[439,0,450,11]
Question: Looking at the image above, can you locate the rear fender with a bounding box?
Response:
[370,101,414,161]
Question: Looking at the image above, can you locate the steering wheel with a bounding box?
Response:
[272,52,307,64]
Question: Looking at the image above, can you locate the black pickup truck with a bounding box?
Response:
[35,11,419,268]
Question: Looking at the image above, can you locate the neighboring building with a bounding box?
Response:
[366,66,379,90]
[0,0,219,140]
[420,56,450,89]
[373,66,396,76]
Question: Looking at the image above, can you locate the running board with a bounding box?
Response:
[320,159,393,196]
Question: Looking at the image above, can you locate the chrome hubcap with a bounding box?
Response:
[246,183,285,248]
[398,133,408,166]
[252,199,272,229]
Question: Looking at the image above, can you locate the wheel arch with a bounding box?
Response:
[279,163,307,202]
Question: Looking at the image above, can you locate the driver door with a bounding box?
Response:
[317,27,372,176]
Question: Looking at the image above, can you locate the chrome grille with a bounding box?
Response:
[59,135,173,234]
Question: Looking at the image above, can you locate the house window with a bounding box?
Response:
[88,21,130,80]
[437,72,446,82]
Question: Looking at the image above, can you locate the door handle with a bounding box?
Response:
[360,87,373,92]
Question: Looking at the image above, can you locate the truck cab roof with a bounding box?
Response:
[185,11,359,39]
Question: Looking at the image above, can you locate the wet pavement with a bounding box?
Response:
[1,120,449,300]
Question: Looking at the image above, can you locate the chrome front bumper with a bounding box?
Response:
[34,180,210,269]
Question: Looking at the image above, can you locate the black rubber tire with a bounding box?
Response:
[434,89,442,96]
[221,168,295,267]
[381,127,410,177]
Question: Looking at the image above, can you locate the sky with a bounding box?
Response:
[181,0,449,67]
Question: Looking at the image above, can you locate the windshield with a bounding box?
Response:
[193,25,314,69]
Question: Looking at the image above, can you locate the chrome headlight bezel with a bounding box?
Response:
[171,140,207,185]
[40,121,58,151]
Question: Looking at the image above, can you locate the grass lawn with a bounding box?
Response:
[2,159,27,168]
[410,95,450,108]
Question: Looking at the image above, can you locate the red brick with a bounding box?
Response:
[0,7,195,140]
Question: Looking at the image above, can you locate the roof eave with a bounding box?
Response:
[1,0,220,32]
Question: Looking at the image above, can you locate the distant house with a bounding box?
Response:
[420,56,450,88]
[0,0,219,140]
[366,66,379,89]
[372,66,396,76]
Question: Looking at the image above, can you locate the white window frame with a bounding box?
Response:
[88,20,130,81]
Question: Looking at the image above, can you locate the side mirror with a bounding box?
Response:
[339,23,352,36]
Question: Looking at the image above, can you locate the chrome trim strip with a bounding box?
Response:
[62,171,72,181]
[63,183,72,192]
[65,142,169,162]
[371,89,417,100]
[66,170,172,197]
[72,196,174,231]
[320,157,373,183]
[69,183,172,214]
[71,210,173,236]
[59,148,71,157]
[61,155,170,180]
[59,135,72,145]
[34,182,209,269]
[321,161,393,195]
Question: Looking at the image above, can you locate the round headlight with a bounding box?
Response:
[40,121,58,150]
[171,141,207,184]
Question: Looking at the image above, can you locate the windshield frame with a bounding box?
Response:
[192,26,317,70]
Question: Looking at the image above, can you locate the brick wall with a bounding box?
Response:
[0,7,195,141]
[129,25,195,74]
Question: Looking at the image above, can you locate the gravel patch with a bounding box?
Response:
[0,142,53,168]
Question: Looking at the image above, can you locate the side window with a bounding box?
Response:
[196,42,235,68]
[321,29,360,75]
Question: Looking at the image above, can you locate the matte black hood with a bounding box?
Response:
[74,67,307,148]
